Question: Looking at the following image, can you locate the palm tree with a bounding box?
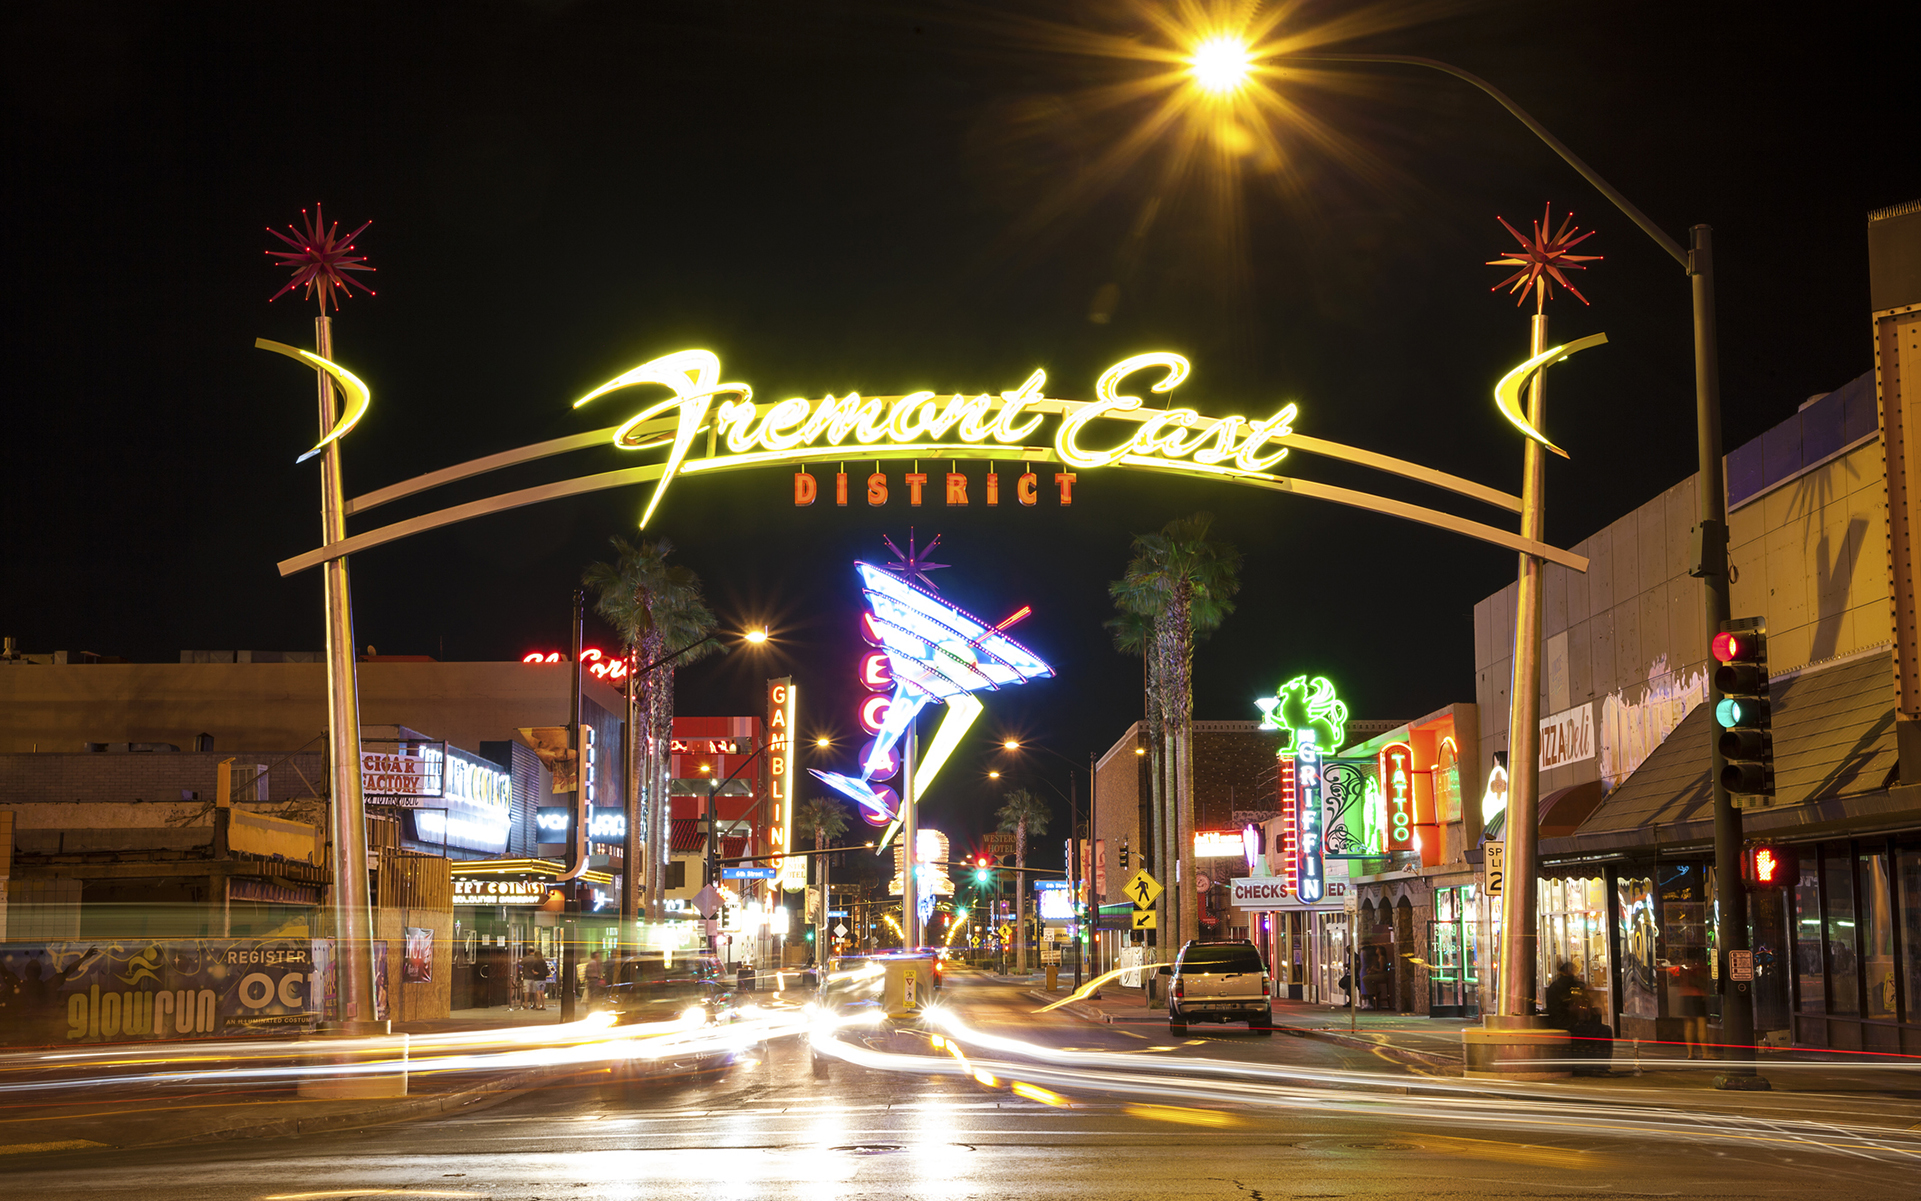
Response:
[793,796,849,960]
[1109,513,1241,949]
[584,536,720,929]
[996,788,1051,975]
[1104,606,1169,953]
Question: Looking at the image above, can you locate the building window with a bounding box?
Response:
[1860,850,1896,1019]
[1825,849,1859,1017]
[1901,848,1921,1025]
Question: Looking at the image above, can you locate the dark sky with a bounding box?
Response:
[4,1,1915,854]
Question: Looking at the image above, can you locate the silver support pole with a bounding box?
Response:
[1496,311,1550,1022]
[314,314,379,1034]
[902,720,920,949]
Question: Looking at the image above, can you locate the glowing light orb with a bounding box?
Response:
[1188,36,1253,96]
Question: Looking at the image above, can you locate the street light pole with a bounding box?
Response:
[1274,52,1758,1084]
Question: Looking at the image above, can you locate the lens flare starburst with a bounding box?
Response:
[1487,203,1601,311]
[266,203,376,313]
[1188,35,1253,96]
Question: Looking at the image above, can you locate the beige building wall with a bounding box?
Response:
[0,661,625,757]
[1475,439,1890,793]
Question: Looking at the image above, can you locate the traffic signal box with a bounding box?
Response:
[1712,618,1774,808]
[1743,843,1798,889]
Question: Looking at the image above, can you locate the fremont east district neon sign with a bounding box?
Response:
[267,343,1601,578]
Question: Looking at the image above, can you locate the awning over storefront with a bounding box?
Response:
[1535,650,1904,858]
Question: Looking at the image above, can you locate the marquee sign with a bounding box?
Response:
[267,345,1602,579]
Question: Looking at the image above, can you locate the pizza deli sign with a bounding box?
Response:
[1538,703,1595,771]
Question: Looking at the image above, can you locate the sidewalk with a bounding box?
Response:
[0,1008,579,1157]
[1031,985,1921,1110]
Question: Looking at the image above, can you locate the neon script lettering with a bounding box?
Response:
[573,350,1301,527]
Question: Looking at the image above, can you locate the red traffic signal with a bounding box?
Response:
[1712,630,1761,664]
[1743,843,1797,889]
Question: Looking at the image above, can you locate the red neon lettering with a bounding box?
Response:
[1054,472,1077,504]
[905,473,928,506]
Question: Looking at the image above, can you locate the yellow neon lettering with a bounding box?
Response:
[1128,408,1203,457]
[715,397,760,453]
[1055,394,1139,468]
[889,391,941,441]
[756,397,815,451]
[1232,403,1300,472]
[992,370,1049,442]
[576,349,751,527]
[1189,416,1246,465]
[956,392,1001,442]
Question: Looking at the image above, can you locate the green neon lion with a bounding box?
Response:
[1273,675,1349,752]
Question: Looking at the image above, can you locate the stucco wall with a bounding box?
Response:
[1474,439,1890,795]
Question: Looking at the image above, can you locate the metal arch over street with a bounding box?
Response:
[271,347,1597,577]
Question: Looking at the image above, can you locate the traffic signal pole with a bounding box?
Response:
[1692,229,1766,1090]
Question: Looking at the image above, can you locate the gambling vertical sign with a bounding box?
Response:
[768,678,804,891]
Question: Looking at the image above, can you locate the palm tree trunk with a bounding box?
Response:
[1148,733,1167,961]
[622,658,641,941]
[1015,820,1028,974]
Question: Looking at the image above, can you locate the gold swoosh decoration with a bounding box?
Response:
[1492,332,1608,459]
[256,338,373,463]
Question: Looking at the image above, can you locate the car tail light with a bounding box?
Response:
[1263,978,1271,997]
[1174,978,1184,1000]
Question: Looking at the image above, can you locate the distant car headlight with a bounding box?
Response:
[681,1006,708,1025]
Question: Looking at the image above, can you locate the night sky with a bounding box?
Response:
[5,1,1915,854]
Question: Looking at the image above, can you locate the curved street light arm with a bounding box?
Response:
[1278,53,1689,269]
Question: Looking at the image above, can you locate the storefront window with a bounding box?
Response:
[1618,876,1658,1020]
[1859,851,1895,1019]
[1538,876,1609,1020]
[1794,857,1823,1014]
[1903,849,1921,1025]
[1824,850,1858,1016]
[1658,864,1712,1024]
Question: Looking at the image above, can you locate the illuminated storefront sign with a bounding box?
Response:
[768,678,803,891]
[413,751,513,854]
[453,878,551,906]
[521,647,630,682]
[1378,741,1417,853]
[361,745,443,799]
[1193,831,1245,858]
[1034,879,1074,922]
[1295,733,1325,904]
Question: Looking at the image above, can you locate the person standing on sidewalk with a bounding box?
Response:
[585,951,606,1008]
[520,946,552,1010]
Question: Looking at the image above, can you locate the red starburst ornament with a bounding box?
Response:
[1487,203,1600,310]
[266,203,375,312]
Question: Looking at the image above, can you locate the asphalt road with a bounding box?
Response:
[10,971,1920,1199]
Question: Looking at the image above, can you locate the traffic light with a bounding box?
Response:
[1743,843,1797,889]
[973,856,994,884]
[1712,620,1774,803]
[1119,840,1130,872]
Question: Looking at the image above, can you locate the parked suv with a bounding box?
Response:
[1158,939,1272,1034]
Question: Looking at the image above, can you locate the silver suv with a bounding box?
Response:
[1158,940,1272,1034]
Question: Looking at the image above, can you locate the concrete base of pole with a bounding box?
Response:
[1712,1072,1773,1091]
[1462,1016,1570,1080]
[296,1029,409,1099]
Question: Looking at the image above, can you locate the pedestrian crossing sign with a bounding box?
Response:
[1131,909,1157,930]
[1122,868,1163,909]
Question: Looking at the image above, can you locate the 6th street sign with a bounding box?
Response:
[1123,868,1163,909]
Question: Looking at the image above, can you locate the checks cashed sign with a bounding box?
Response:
[1538,703,1596,771]
[1230,877,1295,911]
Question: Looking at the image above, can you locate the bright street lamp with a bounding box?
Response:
[743,628,769,644]
[1237,48,1754,1086]
[1187,35,1254,96]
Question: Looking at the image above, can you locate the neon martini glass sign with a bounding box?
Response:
[809,559,1053,838]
